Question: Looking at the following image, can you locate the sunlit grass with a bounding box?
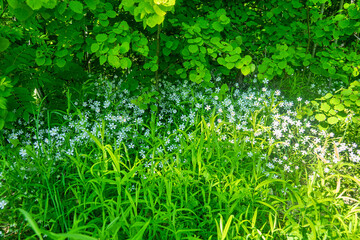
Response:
[0,75,359,239]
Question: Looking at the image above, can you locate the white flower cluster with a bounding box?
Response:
[3,75,359,179]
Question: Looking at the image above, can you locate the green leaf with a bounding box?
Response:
[100,20,109,27]
[100,55,107,65]
[278,61,287,69]
[350,94,358,101]
[26,0,42,10]
[328,67,336,75]
[96,34,108,42]
[338,20,349,29]
[42,0,57,9]
[13,5,34,21]
[235,60,243,69]
[108,55,121,68]
[35,57,45,66]
[241,66,250,76]
[243,55,252,65]
[91,43,99,53]
[120,57,131,69]
[0,37,10,52]
[56,58,66,68]
[329,98,340,105]
[334,104,344,111]
[146,14,164,28]
[85,0,98,10]
[106,10,117,18]
[324,93,333,99]
[0,118,6,129]
[69,1,83,14]
[128,220,150,240]
[188,45,199,54]
[327,117,338,125]
[55,49,68,58]
[212,22,224,32]
[225,62,235,69]
[315,114,326,122]
[153,4,166,16]
[18,209,44,240]
[320,102,330,112]
[150,104,158,112]
[120,42,130,54]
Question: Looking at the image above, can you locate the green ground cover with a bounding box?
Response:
[0,75,359,239]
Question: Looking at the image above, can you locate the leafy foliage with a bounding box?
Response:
[306,80,360,142]
[1,0,360,125]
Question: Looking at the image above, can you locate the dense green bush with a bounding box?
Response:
[1,0,360,128]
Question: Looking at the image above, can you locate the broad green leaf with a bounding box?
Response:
[56,58,66,67]
[241,66,250,75]
[35,57,46,66]
[217,57,226,66]
[327,117,338,125]
[350,94,358,101]
[146,14,164,28]
[225,62,234,69]
[154,0,175,7]
[96,34,108,42]
[100,55,107,65]
[120,57,131,69]
[85,0,98,10]
[329,98,340,105]
[69,1,83,14]
[150,64,158,72]
[26,0,42,10]
[315,114,326,122]
[324,93,333,99]
[334,104,344,111]
[329,109,337,115]
[243,55,252,65]
[106,10,117,18]
[8,0,22,8]
[13,5,34,21]
[100,20,109,27]
[320,102,330,112]
[338,19,349,29]
[0,37,10,52]
[235,60,244,69]
[91,43,99,53]
[278,61,287,69]
[108,55,121,68]
[42,0,57,9]
[328,67,336,75]
[55,49,68,58]
[153,4,166,16]
[212,22,223,32]
[188,45,198,54]
[226,55,240,63]
[342,89,352,96]
[250,64,255,72]
[120,42,130,54]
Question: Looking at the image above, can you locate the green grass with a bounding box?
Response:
[0,75,359,239]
